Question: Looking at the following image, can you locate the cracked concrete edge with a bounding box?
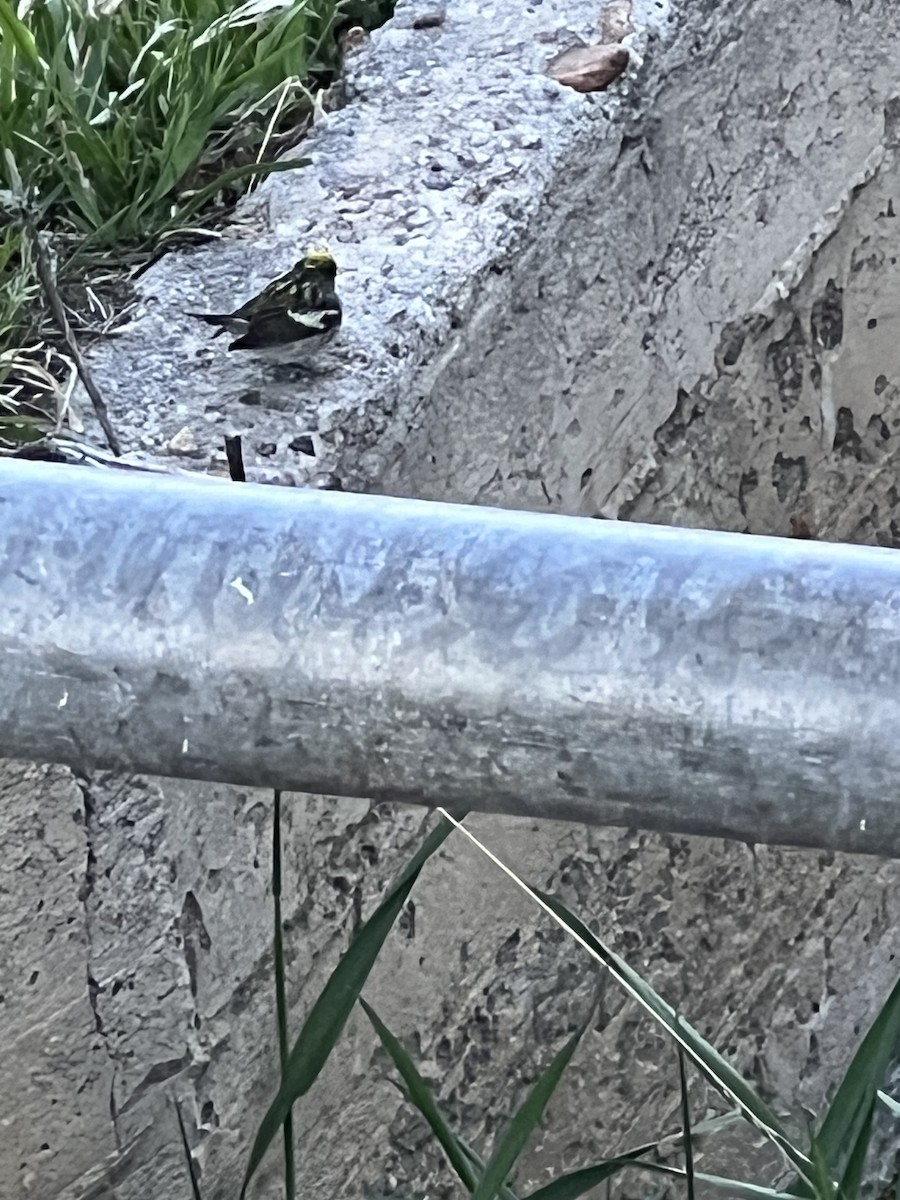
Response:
[0,762,118,1197]
[749,142,887,318]
[73,773,125,1158]
[0,757,398,1200]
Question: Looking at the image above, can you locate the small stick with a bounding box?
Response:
[224,434,246,482]
[172,1095,202,1200]
[27,226,121,456]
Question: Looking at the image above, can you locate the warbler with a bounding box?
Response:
[188,250,342,363]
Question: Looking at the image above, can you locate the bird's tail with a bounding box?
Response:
[186,312,229,337]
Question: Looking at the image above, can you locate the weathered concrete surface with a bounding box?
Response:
[609,120,900,546]
[7,780,900,1198]
[6,0,900,1195]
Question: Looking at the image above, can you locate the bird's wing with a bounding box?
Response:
[229,307,340,350]
[231,269,300,320]
[232,281,342,348]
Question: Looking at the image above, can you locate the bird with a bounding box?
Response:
[187,249,342,364]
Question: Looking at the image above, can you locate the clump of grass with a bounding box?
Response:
[1,0,339,252]
[374,812,900,1200]
[161,794,900,1198]
[0,0,388,424]
[0,224,38,346]
[221,801,900,1199]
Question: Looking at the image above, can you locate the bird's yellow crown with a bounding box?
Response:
[303,248,336,270]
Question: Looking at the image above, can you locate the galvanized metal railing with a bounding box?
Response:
[2,458,899,855]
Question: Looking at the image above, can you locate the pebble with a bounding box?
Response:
[412,9,445,29]
[167,426,199,455]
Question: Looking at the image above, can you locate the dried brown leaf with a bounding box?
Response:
[546,42,629,93]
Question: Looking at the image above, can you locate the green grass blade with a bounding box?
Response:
[239,815,456,1199]
[678,1049,695,1200]
[523,1111,741,1200]
[361,998,481,1194]
[691,1178,804,1199]
[166,156,309,228]
[814,973,900,1183]
[534,889,815,1186]
[272,790,296,1200]
[632,1162,808,1199]
[806,1140,837,1200]
[147,98,213,204]
[471,1020,588,1200]
[0,0,42,73]
[834,1096,874,1200]
[523,1145,658,1200]
[457,1141,520,1200]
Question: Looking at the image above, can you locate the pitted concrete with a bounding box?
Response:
[7,0,900,1196]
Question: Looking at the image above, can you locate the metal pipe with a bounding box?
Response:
[2,458,899,856]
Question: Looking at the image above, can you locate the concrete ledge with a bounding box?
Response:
[79,0,900,529]
[78,0,659,491]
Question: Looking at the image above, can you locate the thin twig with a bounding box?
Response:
[27,224,122,455]
[173,1095,203,1200]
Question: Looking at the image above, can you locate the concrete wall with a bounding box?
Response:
[6,0,900,1196]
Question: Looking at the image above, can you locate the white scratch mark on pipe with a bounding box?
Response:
[182,738,189,754]
[230,577,254,604]
[859,818,866,832]
[58,691,68,708]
